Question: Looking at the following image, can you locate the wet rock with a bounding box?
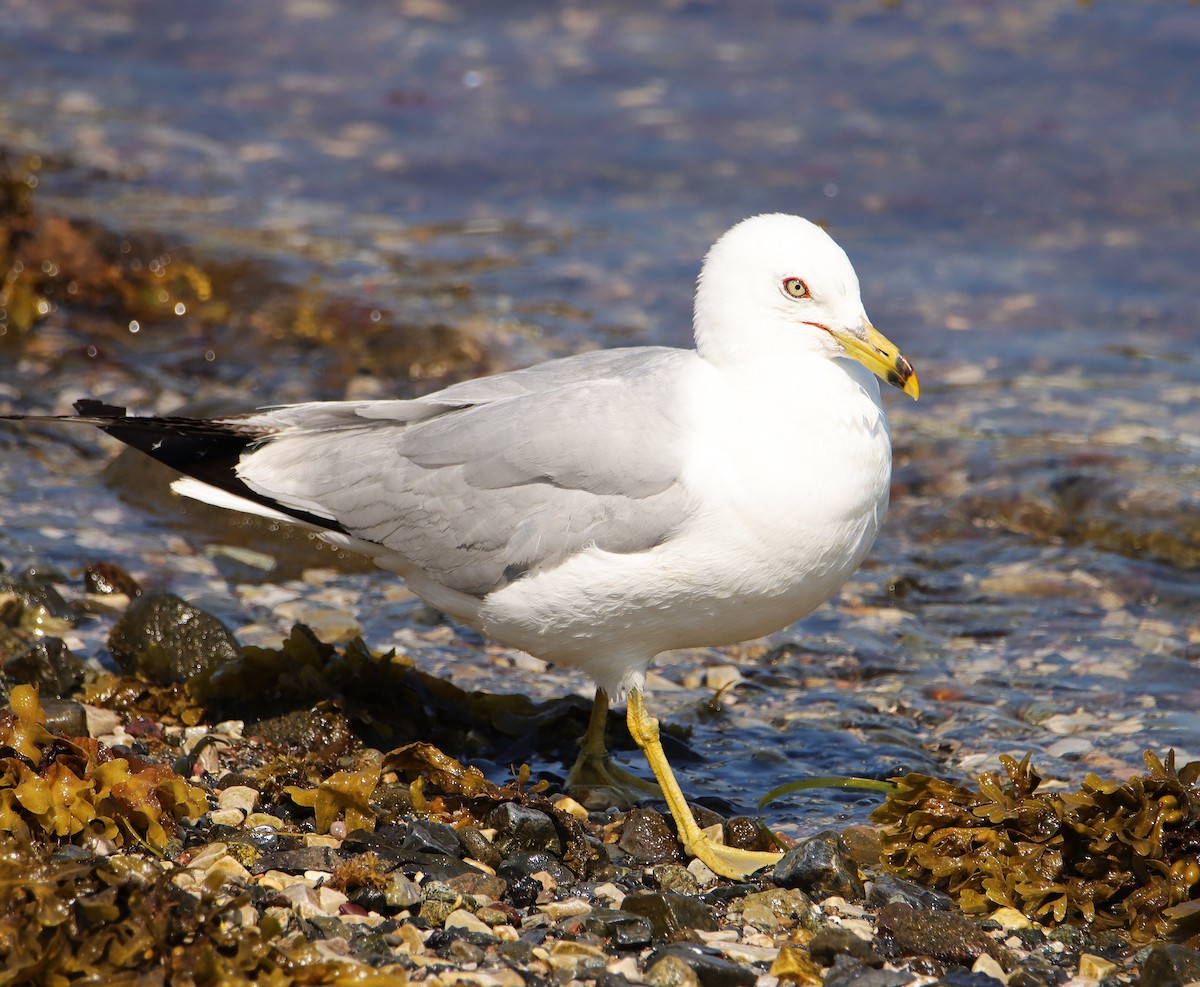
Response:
[4,636,83,696]
[458,824,502,869]
[771,832,864,900]
[502,872,544,908]
[875,903,1010,970]
[582,906,654,949]
[644,943,756,987]
[108,592,240,684]
[496,850,575,886]
[444,870,507,900]
[384,872,422,910]
[0,576,75,626]
[618,807,681,864]
[40,697,89,736]
[827,957,916,987]
[418,897,458,927]
[867,874,954,912]
[348,885,387,913]
[367,782,413,820]
[1004,956,1062,987]
[400,820,463,859]
[256,845,343,875]
[622,890,717,940]
[305,915,349,940]
[724,815,771,852]
[486,802,562,856]
[341,825,411,865]
[809,926,884,967]
[649,862,701,895]
[927,972,1007,986]
[82,561,142,597]
[495,939,536,965]
[1140,944,1200,987]
[447,937,486,965]
[645,954,702,987]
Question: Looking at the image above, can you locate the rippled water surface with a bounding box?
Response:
[0,0,1196,830]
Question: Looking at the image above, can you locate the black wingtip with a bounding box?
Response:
[73,399,128,418]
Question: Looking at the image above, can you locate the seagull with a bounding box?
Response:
[4,214,917,877]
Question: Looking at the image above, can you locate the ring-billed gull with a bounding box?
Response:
[6,213,918,877]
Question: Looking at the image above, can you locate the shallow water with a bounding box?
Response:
[0,0,1197,832]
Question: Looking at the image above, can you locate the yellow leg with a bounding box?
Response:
[564,688,662,803]
[626,688,781,879]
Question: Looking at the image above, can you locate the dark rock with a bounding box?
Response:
[724,815,771,852]
[444,870,507,900]
[875,903,1011,970]
[458,824,502,869]
[618,807,681,864]
[399,820,464,859]
[342,825,410,865]
[400,854,477,882]
[1141,944,1200,987]
[699,883,761,906]
[583,907,655,949]
[1006,956,1064,987]
[503,873,544,908]
[496,850,574,886]
[0,576,75,625]
[486,802,562,856]
[809,926,884,967]
[368,782,414,820]
[823,955,915,987]
[348,886,387,913]
[771,832,864,900]
[866,874,954,912]
[108,592,240,683]
[495,939,536,965]
[644,943,756,987]
[306,915,349,940]
[4,636,83,695]
[82,561,142,597]
[255,845,344,874]
[248,704,355,756]
[218,825,300,862]
[40,698,88,736]
[447,938,486,965]
[214,773,262,792]
[929,972,1006,987]
[622,891,717,940]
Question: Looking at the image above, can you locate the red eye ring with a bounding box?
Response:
[782,277,809,299]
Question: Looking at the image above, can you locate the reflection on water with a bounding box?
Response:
[0,1,1196,827]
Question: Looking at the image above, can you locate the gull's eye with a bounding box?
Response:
[782,277,810,299]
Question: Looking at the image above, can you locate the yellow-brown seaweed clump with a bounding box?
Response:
[872,751,1200,942]
[0,685,207,851]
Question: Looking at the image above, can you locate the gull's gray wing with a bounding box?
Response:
[236,347,695,597]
